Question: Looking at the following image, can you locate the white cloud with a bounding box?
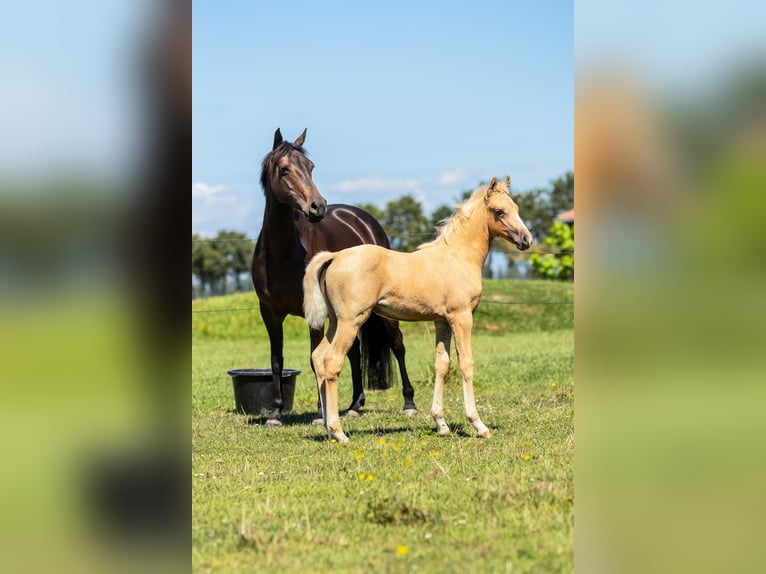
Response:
[192,181,260,235]
[436,168,470,186]
[330,176,423,194]
[192,181,225,199]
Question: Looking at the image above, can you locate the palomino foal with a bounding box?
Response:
[303,175,532,443]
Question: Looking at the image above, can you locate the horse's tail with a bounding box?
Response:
[303,251,335,330]
[359,313,394,391]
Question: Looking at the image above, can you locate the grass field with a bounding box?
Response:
[192,279,574,573]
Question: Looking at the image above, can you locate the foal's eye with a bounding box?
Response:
[494,209,505,217]
[279,166,289,177]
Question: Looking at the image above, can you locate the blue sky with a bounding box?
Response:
[193,0,573,236]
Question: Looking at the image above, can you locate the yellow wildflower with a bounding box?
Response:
[396,545,409,556]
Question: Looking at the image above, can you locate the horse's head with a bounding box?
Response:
[484,175,532,250]
[261,128,328,222]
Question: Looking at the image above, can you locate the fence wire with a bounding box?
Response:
[192,299,573,314]
[192,236,572,256]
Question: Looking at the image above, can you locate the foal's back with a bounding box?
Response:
[322,243,483,323]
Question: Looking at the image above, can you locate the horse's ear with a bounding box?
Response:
[504,174,511,188]
[294,128,307,148]
[273,128,283,150]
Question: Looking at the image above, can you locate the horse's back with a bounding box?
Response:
[297,204,389,255]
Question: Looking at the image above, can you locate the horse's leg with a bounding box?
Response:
[321,320,361,443]
[430,321,452,436]
[261,303,286,427]
[309,327,326,426]
[346,338,365,417]
[449,313,490,438]
[382,318,417,415]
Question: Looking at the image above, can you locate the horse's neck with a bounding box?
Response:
[446,210,492,269]
[261,192,297,256]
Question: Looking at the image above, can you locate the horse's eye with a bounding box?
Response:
[279,166,289,177]
[494,209,505,217]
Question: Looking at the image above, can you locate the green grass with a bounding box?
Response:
[193,280,574,573]
[192,278,574,341]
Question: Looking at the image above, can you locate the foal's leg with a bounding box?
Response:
[430,321,452,436]
[310,334,331,429]
[321,320,363,443]
[450,313,490,438]
[309,327,326,426]
[383,318,418,415]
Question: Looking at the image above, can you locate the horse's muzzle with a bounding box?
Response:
[307,199,327,222]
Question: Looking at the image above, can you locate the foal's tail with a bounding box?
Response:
[302,250,393,391]
[303,251,335,330]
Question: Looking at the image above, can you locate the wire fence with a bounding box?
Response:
[191,236,573,312]
[192,299,572,314]
[191,235,573,257]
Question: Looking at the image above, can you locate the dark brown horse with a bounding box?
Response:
[251,128,417,426]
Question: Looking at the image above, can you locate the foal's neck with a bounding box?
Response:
[448,209,492,270]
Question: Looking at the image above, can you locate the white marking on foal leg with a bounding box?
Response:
[431,323,452,436]
[322,322,360,443]
[451,315,490,438]
[463,379,490,438]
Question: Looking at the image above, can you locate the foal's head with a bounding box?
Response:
[261,128,328,222]
[484,175,533,250]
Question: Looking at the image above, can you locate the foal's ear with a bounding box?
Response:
[504,174,511,188]
[294,128,307,148]
[484,176,499,204]
[273,128,283,150]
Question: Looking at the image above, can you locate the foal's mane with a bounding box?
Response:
[259,142,308,195]
[418,184,494,250]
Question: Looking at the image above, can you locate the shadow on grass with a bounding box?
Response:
[241,411,319,427]
[303,426,418,442]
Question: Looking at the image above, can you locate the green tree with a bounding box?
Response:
[430,204,455,233]
[356,203,385,222]
[216,230,252,291]
[192,236,228,295]
[513,171,574,242]
[530,221,574,281]
[381,195,431,252]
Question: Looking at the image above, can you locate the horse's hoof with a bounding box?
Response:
[437,426,451,436]
[478,430,491,439]
[346,409,361,418]
[403,408,418,417]
[311,417,325,426]
[265,418,283,428]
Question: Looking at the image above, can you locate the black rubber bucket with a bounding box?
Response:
[227,368,300,415]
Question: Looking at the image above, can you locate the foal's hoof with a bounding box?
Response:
[311,416,325,426]
[265,418,283,428]
[478,430,491,439]
[330,431,349,444]
[346,409,361,418]
[403,408,418,417]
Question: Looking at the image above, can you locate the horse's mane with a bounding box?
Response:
[417,185,490,250]
[259,143,308,195]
